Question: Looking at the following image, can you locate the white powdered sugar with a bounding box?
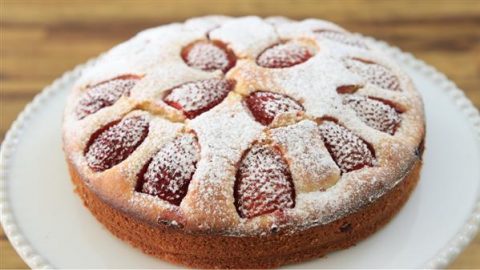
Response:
[344,58,401,91]
[314,30,369,49]
[258,93,302,117]
[318,120,376,173]
[273,19,344,40]
[256,42,313,68]
[140,133,200,205]
[245,91,304,125]
[76,77,139,119]
[209,16,278,57]
[342,94,401,135]
[269,120,341,192]
[183,41,232,72]
[181,100,264,229]
[64,16,425,236]
[189,100,264,162]
[163,78,233,118]
[235,143,295,218]
[85,116,149,172]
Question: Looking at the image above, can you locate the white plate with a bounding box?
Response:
[1,38,480,269]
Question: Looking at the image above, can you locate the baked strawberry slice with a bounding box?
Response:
[85,115,149,172]
[256,42,314,68]
[164,78,235,119]
[136,133,200,206]
[336,85,361,94]
[234,143,295,218]
[245,91,304,125]
[318,119,375,173]
[181,40,236,73]
[344,58,401,91]
[343,95,402,135]
[76,75,140,119]
[314,30,369,49]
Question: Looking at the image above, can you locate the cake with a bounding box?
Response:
[62,16,425,268]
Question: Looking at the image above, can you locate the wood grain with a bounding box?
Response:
[1,0,479,268]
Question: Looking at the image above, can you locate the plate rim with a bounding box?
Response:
[1,36,479,269]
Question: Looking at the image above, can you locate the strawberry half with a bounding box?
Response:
[164,78,235,119]
[234,143,295,218]
[257,42,313,68]
[245,91,304,125]
[76,75,140,119]
[345,58,401,91]
[181,40,236,73]
[343,95,401,135]
[85,115,149,172]
[318,119,375,173]
[136,133,200,206]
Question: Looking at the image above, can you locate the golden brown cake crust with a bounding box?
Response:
[69,158,422,269]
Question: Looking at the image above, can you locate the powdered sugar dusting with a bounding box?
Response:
[343,95,401,135]
[138,133,200,206]
[209,16,278,57]
[85,116,149,171]
[189,100,264,162]
[315,30,369,49]
[76,77,139,119]
[257,42,313,68]
[234,143,295,218]
[182,100,264,228]
[163,78,234,119]
[182,41,234,73]
[245,91,304,125]
[318,120,376,173]
[345,58,401,91]
[274,18,346,40]
[269,120,341,192]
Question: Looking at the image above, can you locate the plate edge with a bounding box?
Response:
[0,57,98,269]
[364,37,480,269]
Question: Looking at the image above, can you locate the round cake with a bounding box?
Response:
[63,16,425,268]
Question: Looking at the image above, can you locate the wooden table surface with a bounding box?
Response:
[1,0,479,268]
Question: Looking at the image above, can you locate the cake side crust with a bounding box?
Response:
[68,158,422,269]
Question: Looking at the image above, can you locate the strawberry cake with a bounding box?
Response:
[63,16,425,268]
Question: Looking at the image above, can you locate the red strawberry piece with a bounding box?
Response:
[256,42,313,68]
[181,40,236,73]
[76,75,140,119]
[336,85,361,94]
[343,95,401,135]
[85,115,149,172]
[314,30,369,49]
[234,143,295,218]
[345,58,401,91]
[136,133,200,206]
[164,78,234,119]
[245,91,304,125]
[318,120,375,173]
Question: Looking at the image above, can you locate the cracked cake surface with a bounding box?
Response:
[63,15,425,241]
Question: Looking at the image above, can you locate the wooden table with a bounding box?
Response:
[1,0,479,268]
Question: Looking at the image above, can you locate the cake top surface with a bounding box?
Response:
[63,16,425,236]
